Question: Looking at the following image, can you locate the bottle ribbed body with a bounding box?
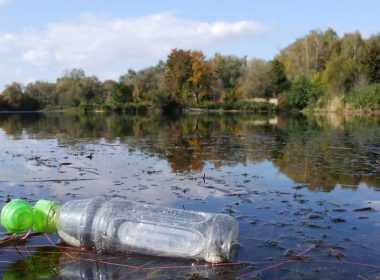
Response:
[56,197,239,263]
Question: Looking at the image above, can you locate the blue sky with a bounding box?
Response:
[0,0,379,89]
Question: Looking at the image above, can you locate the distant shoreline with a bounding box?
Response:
[1,107,379,115]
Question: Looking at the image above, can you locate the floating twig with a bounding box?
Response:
[25,178,98,183]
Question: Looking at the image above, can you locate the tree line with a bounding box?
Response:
[0,28,379,112]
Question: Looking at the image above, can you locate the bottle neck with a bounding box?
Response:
[33,200,61,233]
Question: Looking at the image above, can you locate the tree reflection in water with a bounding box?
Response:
[0,112,378,191]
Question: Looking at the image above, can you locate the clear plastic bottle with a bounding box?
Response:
[1,197,239,263]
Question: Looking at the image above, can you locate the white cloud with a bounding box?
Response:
[0,64,28,86]
[0,33,16,54]
[20,12,272,69]
[0,0,9,6]
[0,12,273,87]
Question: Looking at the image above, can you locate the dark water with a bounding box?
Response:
[0,112,379,279]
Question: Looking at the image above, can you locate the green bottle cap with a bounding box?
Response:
[1,199,33,233]
[33,200,60,233]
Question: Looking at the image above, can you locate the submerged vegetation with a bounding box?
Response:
[0,28,379,112]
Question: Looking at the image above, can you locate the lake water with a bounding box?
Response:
[0,112,379,279]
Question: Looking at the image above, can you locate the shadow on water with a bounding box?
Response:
[0,112,380,279]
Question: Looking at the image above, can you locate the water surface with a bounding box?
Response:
[0,112,379,279]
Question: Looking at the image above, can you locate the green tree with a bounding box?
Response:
[55,69,86,107]
[0,82,41,110]
[210,54,246,101]
[0,82,24,109]
[341,32,368,86]
[54,69,104,107]
[362,34,380,83]
[269,58,290,96]
[321,54,358,94]
[278,28,340,80]
[319,28,341,68]
[120,69,138,101]
[242,58,273,98]
[24,81,57,107]
[120,63,167,104]
[105,81,133,108]
[65,68,85,80]
[341,32,365,61]
[79,76,103,105]
[287,76,323,109]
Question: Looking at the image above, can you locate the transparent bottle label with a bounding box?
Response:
[117,221,205,256]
